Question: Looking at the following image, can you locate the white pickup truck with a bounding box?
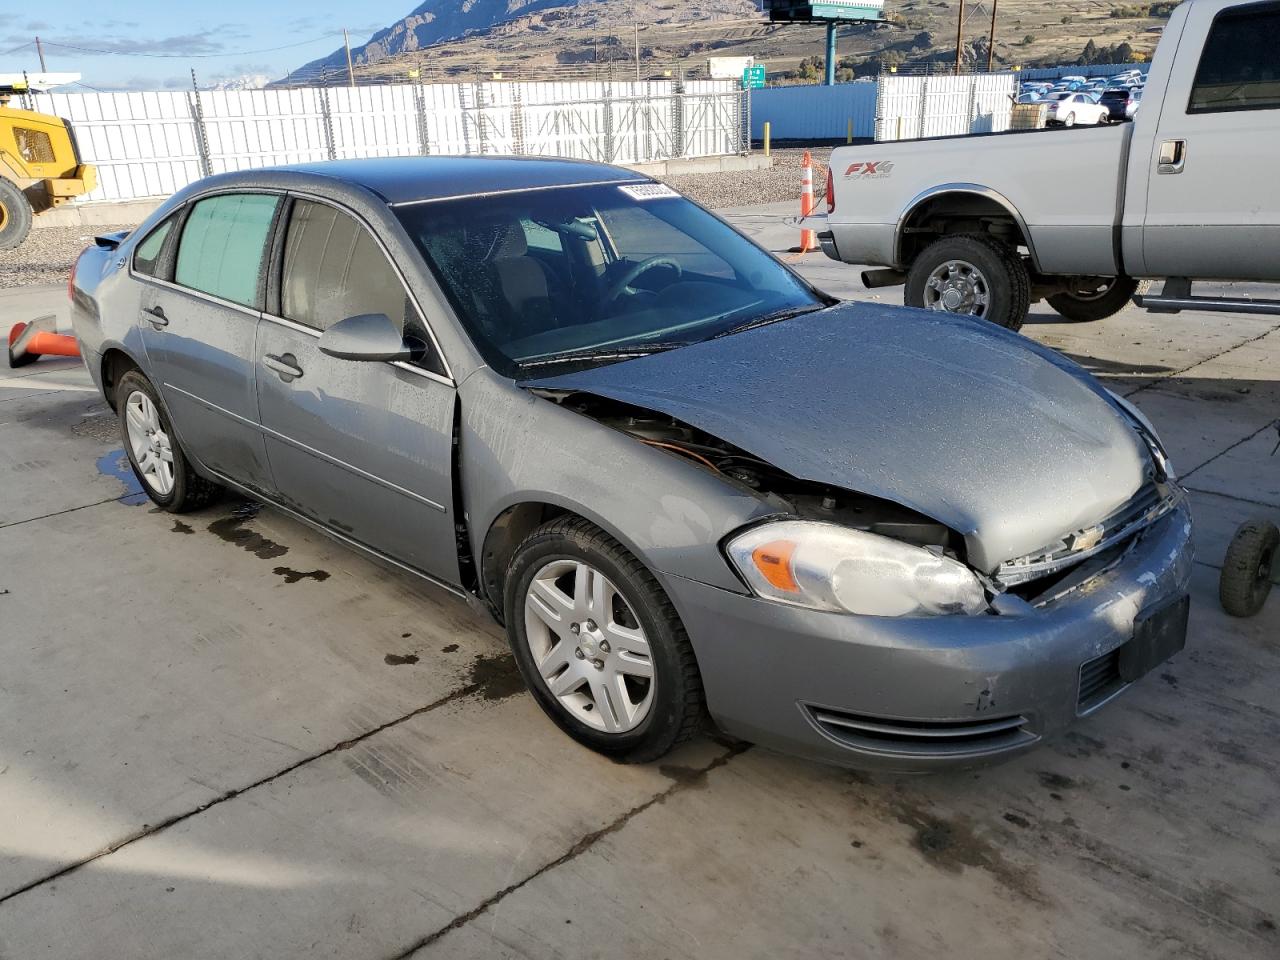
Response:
[815,0,1280,330]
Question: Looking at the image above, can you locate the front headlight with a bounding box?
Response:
[725,520,987,618]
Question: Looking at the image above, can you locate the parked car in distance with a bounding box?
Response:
[1044,92,1110,126]
[1127,87,1144,118]
[71,156,1194,773]
[1101,87,1139,121]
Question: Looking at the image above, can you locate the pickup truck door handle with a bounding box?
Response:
[1158,139,1187,175]
[263,353,304,382]
[142,305,168,328]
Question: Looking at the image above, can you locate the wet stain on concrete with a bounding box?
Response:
[659,764,712,789]
[1061,731,1106,758]
[272,566,330,585]
[1037,771,1077,791]
[171,520,194,535]
[441,643,459,653]
[94,449,147,505]
[893,803,1044,903]
[1002,812,1031,829]
[1161,672,1179,688]
[384,653,420,666]
[469,652,523,701]
[207,503,288,560]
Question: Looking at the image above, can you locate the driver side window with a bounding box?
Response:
[280,199,446,376]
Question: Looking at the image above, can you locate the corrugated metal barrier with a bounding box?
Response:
[44,80,748,203]
[874,73,1017,142]
[749,83,879,141]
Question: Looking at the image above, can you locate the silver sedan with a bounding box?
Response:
[72,157,1193,772]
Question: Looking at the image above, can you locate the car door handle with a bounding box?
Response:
[1158,139,1186,175]
[142,305,168,327]
[263,353,304,382]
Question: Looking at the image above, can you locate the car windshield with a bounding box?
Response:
[394,183,825,377]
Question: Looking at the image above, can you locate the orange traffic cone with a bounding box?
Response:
[8,316,80,368]
[790,151,818,253]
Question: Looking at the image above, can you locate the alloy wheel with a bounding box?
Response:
[522,558,655,733]
[923,259,991,318]
[124,389,175,496]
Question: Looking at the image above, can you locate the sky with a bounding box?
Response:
[0,1,419,90]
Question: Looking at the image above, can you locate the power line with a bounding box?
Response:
[39,33,342,60]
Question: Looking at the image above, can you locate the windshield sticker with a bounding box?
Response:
[619,183,680,201]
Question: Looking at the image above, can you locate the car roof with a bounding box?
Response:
[264,155,648,205]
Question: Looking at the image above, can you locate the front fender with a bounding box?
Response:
[458,371,776,597]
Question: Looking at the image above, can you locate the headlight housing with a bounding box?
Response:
[726,520,987,618]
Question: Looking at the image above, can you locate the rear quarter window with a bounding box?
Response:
[132,217,175,278]
[174,193,279,308]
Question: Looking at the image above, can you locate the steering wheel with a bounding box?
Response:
[602,256,683,304]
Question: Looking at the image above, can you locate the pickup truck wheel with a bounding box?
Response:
[1047,277,1141,323]
[0,178,33,251]
[906,234,1031,331]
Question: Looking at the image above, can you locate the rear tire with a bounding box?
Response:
[115,369,221,512]
[1064,113,1076,128]
[1220,519,1277,618]
[905,234,1031,332]
[1047,277,1143,323]
[0,178,33,251]
[504,516,705,763]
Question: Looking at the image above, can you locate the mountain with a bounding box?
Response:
[281,0,1171,86]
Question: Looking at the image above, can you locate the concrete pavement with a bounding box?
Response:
[0,210,1276,959]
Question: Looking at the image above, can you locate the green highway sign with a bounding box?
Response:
[743,64,766,89]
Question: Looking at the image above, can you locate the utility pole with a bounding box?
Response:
[954,0,965,76]
[987,0,1000,73]
[343,28,356,89]
[634,22,640,82]
[35,36,47,72]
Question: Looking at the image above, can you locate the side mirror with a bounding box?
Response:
[318,313,417,362]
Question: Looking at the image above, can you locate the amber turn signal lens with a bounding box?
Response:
[751,540,799,593]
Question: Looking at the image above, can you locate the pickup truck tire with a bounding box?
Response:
[1047,277,1144,323]
[905,234,1031,331]
[0,178,33,252]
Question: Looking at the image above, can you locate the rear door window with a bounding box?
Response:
[1189,3,1280,114]
[174,193,279,307]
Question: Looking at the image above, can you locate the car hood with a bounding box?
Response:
[526,302,1151,572]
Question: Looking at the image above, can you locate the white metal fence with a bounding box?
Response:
[43,80,748,203]
[874,73,1017,142]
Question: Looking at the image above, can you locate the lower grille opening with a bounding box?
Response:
[1078,650,1126,711]
[803,705,1038,758]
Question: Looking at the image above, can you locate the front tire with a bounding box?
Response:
[504,516,705,763]
[905,234,1031,331]
[115,369,221,512]
[0,178,33,251]
[1047,277,1144,323]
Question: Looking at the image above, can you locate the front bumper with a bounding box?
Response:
[662,503,1194,773]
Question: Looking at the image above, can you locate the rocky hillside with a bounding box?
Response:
[282,0,1175,85]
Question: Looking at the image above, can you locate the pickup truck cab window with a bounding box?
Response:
[1189,2,1280,114]
[174,193,279,308]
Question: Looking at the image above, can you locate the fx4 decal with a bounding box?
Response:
[844,161,895,180]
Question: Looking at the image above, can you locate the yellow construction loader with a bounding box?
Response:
[0,83,96,250]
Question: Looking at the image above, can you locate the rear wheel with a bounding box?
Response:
[1063,112,1077,128]
[1047,277,1144,323]
[0,178,33,251]
[504,516,705,763]
[905,234,1031,331]
[115,369,221,512]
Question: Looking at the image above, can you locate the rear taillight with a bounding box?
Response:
[826,167,834,214]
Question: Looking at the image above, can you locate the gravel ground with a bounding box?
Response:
[0,224,136,289]
[664,146,833,210]
[0,151,826,289]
